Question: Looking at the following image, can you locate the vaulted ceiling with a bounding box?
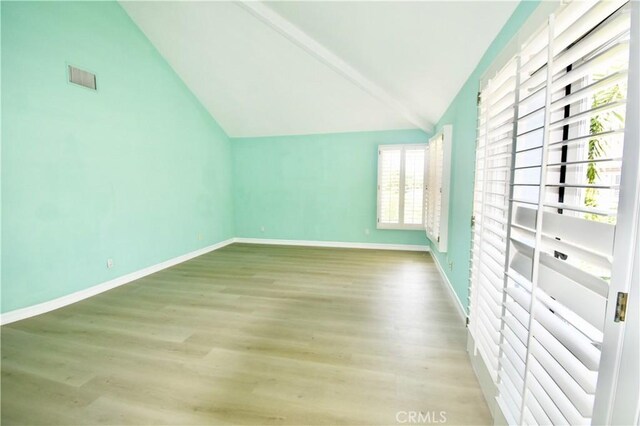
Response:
[121,1,519,138]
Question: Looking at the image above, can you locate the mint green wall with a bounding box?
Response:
[1,2,234,312]
[429,1,541,312]
[1,1,541,315]
[232,130,430,246]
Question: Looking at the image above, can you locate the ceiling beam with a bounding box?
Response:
[237,1,434,134]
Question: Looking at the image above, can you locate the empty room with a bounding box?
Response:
[1,0,639,425]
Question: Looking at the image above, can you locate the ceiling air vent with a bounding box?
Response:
[68,65,96,90]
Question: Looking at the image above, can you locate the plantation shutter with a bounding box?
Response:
[378,147,402,225]
[404,147,426,225]
[377,144,427,229]
[469,0,635,424]
[469,58,519,383]
[497,1,632,425]
[425,134,442,240]
[424,125,452,251]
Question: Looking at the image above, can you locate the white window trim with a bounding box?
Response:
[595,2,640,423]
[425,125,452,252]
[376,143,427,231]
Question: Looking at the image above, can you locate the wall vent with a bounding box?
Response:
[68,65,96,90]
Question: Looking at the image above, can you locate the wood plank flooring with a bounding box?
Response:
[1,243,491,425]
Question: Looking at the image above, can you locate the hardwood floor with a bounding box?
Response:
[1,243,491,425]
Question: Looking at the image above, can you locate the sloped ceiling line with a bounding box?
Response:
[121,1,518,137]
[237,1,434,133]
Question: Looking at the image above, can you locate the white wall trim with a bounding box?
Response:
[0,238,235,326]
[234,237,429,252]
[430,251,467,324]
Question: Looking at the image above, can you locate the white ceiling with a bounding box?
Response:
[121,1,519,138]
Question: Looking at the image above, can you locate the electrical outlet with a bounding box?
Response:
[260,225,265,233]
[197,233,203,241]
[364,228,370,235]
[448,261,454,271]
[107,258,114,269]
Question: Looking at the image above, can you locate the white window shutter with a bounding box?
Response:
[469,57,519,385]
[425,125,451,251]
[378,147,402,226]
[404,147,427,225]
[469,1,636,424]
[377,144,427,230]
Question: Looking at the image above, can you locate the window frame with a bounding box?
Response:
[376,143,427,231]
[425,125,452,252]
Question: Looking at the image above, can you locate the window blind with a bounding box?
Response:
[469,1,634,424]
[469,58,519,383]
[425,135,442,241]
[378,147,402,225]
[424,125,452,251]
[404,147,426,225]
[377,144,426,229]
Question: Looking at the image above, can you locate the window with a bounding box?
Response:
[468,1,638,425]
[377,144,426,230]
[469,57,518,384]
[425,125,452,252]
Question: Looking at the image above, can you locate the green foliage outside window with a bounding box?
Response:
[584,80,624,223]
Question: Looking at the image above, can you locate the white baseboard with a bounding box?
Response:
[0,238,235,326]
[430,251,467,324]
[234,237,430,252]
